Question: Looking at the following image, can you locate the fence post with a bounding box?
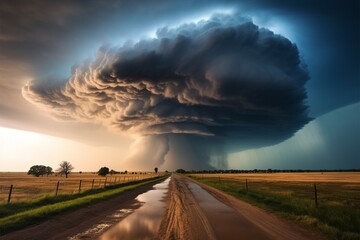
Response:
[7,184,13,204]
[218,176,220,183]
[91,179,95,189]
[246,178,248,192]
[55,181,60,196]
[78,180,82,193]
[314,183,318,208]
[104,178,107,187]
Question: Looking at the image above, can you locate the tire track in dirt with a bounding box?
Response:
[158,174,216,240]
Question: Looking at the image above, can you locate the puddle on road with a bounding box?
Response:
[99,177,170,240]
[68,177,170,240]
[187,181,272,240]
[68,206,140,240]
[187,182,230,211]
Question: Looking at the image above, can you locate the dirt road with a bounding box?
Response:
[158,174,323,240]
[1,174,324,240]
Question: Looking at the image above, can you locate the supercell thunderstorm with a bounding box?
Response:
[23,14,310,170]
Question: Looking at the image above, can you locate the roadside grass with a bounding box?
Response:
[0,172,160,203]
[189,176,360,240]
[0,175,168,235]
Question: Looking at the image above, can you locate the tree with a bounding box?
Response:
[27,165,47,177]
[110,169,119,175]
[154,167,158,173]
[176,169,186,174]
[45,166,53,176]
[98,167,110,176]
[57,161,74,178]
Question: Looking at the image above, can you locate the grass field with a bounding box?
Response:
[189,172,360,240]
[0,172,161,203]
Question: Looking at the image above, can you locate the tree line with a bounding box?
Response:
[97,167,159,176]
[28,162,160,178]
[177,169,360,174]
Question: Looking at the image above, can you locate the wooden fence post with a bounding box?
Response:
[218,176,221,183]
[7,184,13,204]
[91,179,95,189]
[55,181,60,196]
[246,178,248,192]
[314,183,318,208]
[78,180,82,193]
[104,178,107,187]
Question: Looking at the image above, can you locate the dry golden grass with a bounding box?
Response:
[189,172,360,208]
[190,172,360,183]
[0,172,160,203]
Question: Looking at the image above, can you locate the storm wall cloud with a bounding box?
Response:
[23,14,311,169]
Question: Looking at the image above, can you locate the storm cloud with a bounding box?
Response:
[23,14,311,169]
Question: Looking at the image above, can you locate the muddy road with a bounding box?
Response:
[1,174,324,240]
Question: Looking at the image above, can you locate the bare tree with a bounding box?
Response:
[57,161,74,178]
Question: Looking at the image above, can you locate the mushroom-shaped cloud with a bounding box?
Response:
[23,14,311,170]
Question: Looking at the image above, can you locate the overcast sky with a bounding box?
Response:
[0,0,359,171]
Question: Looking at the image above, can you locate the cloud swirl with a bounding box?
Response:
[23,14,310,155]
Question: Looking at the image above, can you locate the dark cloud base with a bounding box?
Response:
[23,13,311,169]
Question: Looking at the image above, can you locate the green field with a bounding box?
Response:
[189,173,360,240]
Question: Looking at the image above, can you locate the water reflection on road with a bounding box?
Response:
[99,177,170,240]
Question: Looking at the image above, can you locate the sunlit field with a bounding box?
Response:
[0,172,161,203]
[189,172,360,240]
[196,172,360,182]
[189,172,360,207]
